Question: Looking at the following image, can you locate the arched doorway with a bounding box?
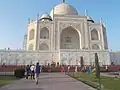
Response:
[60,26,80,49]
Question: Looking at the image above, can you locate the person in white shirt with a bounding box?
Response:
[30,64,35,79]
[75,65,78,72]
[105,65,108,72]
[67,65,70,74]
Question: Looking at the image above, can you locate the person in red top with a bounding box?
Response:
[60,66,65,72]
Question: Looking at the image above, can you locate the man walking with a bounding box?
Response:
[35,62,41,84]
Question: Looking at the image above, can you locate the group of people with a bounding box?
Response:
[61,65,77,73]
[25,63,104,84]
[25,62,41,84]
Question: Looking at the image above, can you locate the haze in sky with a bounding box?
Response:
[0,0,120,51]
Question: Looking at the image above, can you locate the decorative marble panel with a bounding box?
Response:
[59,22,81,33]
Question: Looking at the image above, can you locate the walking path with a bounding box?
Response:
[1,73,95,90]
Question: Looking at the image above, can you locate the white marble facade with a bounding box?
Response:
[0,50,110,66]
[0,2,111,66]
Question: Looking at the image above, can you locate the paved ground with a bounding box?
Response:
[0,72,14,75]
[0,73,95,90]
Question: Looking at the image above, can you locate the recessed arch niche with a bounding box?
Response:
[60,26,80,49]
[29,29,35,40]
[91,29,99,40]
[40,27,49,39]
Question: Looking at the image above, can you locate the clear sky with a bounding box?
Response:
[0,0,120,51]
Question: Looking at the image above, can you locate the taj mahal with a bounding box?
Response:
[0,1,112,66]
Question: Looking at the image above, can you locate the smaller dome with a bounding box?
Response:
[40,13,52,21]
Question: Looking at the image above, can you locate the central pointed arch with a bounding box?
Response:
[60,26,80,49]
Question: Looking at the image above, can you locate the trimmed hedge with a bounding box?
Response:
[42,66,51,72]
[41,66,83,72]
[51,67,61,72]
[42,66,60,72]
[14,68,25,78]
[41,66,81,72]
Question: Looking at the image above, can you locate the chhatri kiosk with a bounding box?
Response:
[0,1,110,66]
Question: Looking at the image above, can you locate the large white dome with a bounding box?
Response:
[50,3,78,16]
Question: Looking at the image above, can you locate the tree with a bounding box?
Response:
[95,53,100,78]
[80,56,84,67]
[95,53,101,90]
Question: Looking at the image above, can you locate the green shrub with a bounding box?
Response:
[14,68,25,78]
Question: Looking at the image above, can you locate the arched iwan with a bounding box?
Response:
[60,26,80,49]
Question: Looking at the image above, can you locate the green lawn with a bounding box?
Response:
[0,76,18,87]
[72,73,120,90]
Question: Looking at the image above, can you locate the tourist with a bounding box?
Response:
[75,65,78,72]
[67,65,70,74]
[61,65,65,72]
[81,66,86,72]
[88,66,92,74]
[35,62,41,84]
[105,65,108,72]
[25,65,30,79]
[30,64,35,79]
[92,67,96,74]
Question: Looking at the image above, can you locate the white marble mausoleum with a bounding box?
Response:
[0,1,111,66]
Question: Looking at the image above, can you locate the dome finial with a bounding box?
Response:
[62,0,65,3]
